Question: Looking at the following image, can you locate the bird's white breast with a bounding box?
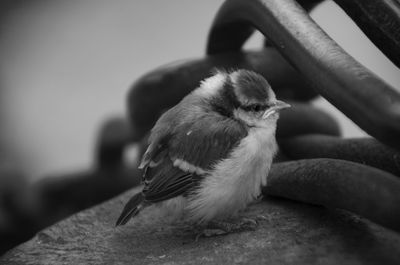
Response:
[187,125,277,223]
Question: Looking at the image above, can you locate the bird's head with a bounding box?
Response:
[197,69,290,128]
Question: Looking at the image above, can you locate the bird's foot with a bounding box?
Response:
[195,215,267,240]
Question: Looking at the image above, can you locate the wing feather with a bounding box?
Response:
[139,99,248,204]
[168,114,247,170]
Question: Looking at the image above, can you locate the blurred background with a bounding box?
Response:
[0,0,399,182]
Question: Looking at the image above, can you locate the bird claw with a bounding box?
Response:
[238,218,258,230]
[195,216,265,241]
[195,228,227,241]
[254,215,268,222]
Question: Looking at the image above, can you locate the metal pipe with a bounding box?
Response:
[207,0,400,150]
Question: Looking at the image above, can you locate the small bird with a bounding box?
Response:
[116,69,290,232]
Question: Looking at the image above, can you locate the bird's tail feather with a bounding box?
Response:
[115,193,145,226]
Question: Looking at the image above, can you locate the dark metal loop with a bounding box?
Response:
[128,49,316,141]
[277,102,341,139]
[96,117,131,169]
[265,158,400,232]
[334,0,400,68]
[279,0,400,67]
[207,0,400,150]
[279,134,400,177]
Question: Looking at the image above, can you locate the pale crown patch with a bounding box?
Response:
[193,72,227,98]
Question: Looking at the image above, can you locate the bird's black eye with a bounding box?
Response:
[253,104,267,112]
[241,104,266,112]
[240,105,250,111]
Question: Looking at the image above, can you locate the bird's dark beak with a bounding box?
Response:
[262,100,291,119]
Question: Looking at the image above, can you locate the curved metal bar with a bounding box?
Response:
[279,134,400,176]
[297,0,325,12]
[265,158,400,232]
[128,49,316,141]
[207,0,400,150]
[277,102,341,138]
[264,0,325,46]
[96,117,131,169]
[334,0,400,68]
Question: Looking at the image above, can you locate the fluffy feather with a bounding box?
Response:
[116,69,286,227]
[115,193,145,226]
[186,124,277,223]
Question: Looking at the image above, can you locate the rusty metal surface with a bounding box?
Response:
[3,187,400,265]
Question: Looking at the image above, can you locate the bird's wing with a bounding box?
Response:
[140,110,248,203]
[141,158,194,202]
[168,114,248,171]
